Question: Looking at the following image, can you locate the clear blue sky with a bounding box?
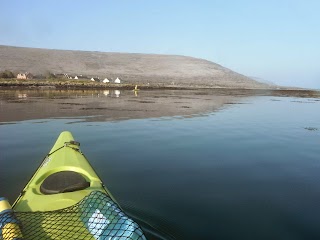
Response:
[1,0,319,88]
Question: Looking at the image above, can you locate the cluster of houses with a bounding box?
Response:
[17,72,34,80]
[16,72,122,83]
[55,74,122,83]
[72,75,121,84]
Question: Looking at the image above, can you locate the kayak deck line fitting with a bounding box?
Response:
[0,131,147,240]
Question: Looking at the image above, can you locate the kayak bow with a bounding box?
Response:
[1,131,147,240]
[13,131,114,211]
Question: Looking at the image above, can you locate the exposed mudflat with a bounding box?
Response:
[0,89,239,122]
[0,88,318,123]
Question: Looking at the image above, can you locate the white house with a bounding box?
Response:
[90,78,95,81]
[103,78,110,83]
[74,76,79,79]
[17,72,33,80]
[114,77,121,84]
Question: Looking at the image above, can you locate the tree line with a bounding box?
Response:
[0,70,58,79]
[0,70,15,78]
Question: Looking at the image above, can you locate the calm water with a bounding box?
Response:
[0,89,320,239]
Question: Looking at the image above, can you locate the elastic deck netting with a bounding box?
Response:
[0,191,146,240]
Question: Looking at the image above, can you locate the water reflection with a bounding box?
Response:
[102,90,122,98]
[114,90,120,98]
[0,88,318,123]
[17,93,28,98]
[1,89,320,239]
[103,90,109,96]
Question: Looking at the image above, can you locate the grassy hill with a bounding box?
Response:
[0,45,269,89]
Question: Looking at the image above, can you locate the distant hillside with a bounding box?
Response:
[0,45,269,88]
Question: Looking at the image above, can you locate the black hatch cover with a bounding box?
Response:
[40,171,90,194]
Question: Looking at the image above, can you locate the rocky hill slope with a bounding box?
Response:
[0,45,269,88]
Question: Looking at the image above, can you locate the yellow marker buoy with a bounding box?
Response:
[133,85,139,91]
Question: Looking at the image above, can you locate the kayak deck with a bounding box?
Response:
[4,131,147,239]
[13,131,113,212]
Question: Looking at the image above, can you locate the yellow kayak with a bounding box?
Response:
[0,131,146,239]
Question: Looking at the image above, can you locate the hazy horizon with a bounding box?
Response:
[1,1,319,89]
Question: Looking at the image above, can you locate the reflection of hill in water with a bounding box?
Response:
[0,89,319,123]
[0,89,239,123]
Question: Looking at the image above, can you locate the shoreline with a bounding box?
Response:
[0,78,317,92]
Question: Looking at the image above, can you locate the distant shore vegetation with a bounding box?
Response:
[0,78,154,89]
[0,70,15,78]
[1,70,121,83]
